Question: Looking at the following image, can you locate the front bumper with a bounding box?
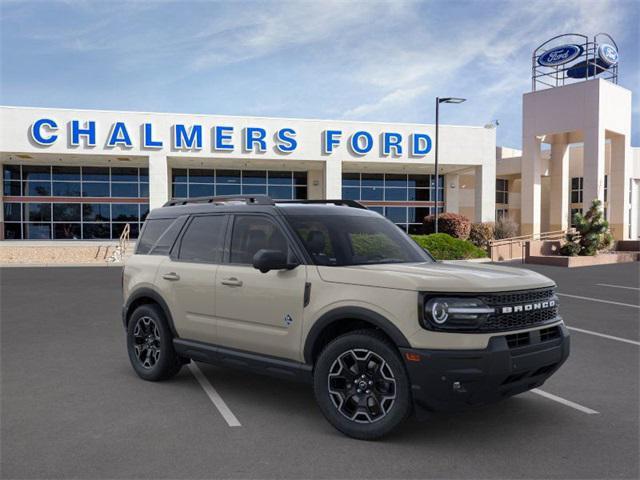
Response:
[400,323,570,412]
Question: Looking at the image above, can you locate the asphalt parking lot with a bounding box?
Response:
[1,262,639,479]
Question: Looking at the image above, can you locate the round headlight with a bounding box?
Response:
[430,301,449,324]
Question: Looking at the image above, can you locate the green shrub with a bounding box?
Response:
[423,212,471,240]
[411,233,487,260]
[469,222,495,250]
[560,199,613,256]
[351,233,404,259]
[494,216,519,239]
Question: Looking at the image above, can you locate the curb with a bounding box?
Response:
[0,262,124,268]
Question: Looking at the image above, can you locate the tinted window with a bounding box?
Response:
[230,216,289,264]
[149,216,187,255]
[178,215,226,263]
[287,213,433,266]
[136,218,174,254]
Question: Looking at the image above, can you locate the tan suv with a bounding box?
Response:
[122,195,569,439]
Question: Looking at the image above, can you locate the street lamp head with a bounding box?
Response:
[438,97,466,104]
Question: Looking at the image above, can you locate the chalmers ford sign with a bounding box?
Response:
[29,118,434,157]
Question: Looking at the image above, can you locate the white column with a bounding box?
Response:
[549,135,570,232]
[521,135,542,236]
[148,153,169,210]
[445,173,459,214]
[474,163,495,223]
[609,134,631,240]
[306,169,324,200]
[582,126,606,211]
[324,159,342,199]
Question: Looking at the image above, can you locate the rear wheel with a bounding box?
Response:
[314,330,412,440]
[126,304,182,381]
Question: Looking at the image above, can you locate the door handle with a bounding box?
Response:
[221,277,243,287]
[162,272,180,281]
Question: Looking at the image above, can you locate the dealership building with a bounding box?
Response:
[0,35,638,243]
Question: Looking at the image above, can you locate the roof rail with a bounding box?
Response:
[275,199,368,209]
[163,195,274,207]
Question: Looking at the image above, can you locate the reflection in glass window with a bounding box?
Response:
[82,182,110,197]
[2,165,149,240]
[112,203,139,221]
[83,203,111,221]
[171,168,307,201]
[53,182,81,197]
[26,181,51,196]
[24,223,51,239]
[54,223,81,239]
[52,166,80,181]
[53,203,81,221]
[342,172,444,231]
[179,215,227,263]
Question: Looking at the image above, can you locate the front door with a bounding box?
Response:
[157,214,228,345]
[215,214,307,361]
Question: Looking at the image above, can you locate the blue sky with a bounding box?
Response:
[1,0,638,148]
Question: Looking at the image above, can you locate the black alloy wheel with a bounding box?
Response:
[314,330,412,440]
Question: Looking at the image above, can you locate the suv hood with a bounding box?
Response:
[316,261,554,292]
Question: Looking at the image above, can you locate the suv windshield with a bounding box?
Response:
[286,213,434,266]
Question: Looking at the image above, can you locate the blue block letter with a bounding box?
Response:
[173,124,203,150]
[244,127,267,152]
[71,120,96,146]
[383,132,403,156]
[411,133,432,156]
[350,131,373,155]
[275,128,297,153]
[30,118,58,145]
[107,122,133,148]
[143,123,163,148]
[323,130,342,154]
[214,126,234,151]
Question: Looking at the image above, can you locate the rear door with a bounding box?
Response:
[215,214,307,361]
[156,214,228,345]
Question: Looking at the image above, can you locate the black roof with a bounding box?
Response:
[147,195,376,220]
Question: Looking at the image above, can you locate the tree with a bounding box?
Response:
[560,199,613,256]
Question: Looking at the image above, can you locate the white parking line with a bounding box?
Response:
[596,283,640,291]
[531,388,599,415]
[557,293,640,309]
[567,326,640,346]
[188,361,241,427]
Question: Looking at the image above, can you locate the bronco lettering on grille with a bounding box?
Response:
[500,300,555,314]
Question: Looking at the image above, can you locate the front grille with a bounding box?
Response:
[539,325,561,342]
[478,287,558,332]
[506,332,530,348]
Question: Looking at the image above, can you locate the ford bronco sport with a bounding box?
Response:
[122,195,569,439]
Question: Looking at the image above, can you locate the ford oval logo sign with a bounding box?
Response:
[598,44,618,66]
[538,44,583,67]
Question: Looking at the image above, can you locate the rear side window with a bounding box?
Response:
[177,215,226,263]
[149,216,188,255]
[136,218,174,254]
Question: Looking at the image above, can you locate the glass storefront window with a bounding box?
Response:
[342,172,444,231]
[171,168,308,201]
[3,164,149,240]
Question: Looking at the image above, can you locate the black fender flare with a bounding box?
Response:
[123,287,179,338]
[303,306,410,364]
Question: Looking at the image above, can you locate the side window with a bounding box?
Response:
[230,216,289,265]
[136,218,174,254]
[177,215,226,263]
[149,216,187,255]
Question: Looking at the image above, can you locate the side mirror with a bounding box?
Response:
[252,249,298,273]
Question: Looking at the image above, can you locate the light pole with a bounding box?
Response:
[434,97,466,233]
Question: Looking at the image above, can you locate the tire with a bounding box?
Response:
[313,329,412,440]
[126,304,183,381]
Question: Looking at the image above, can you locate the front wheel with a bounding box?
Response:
[313,330,412,440]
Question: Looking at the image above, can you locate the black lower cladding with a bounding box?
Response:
[400,323,570,412]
